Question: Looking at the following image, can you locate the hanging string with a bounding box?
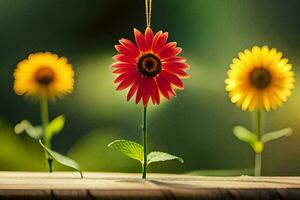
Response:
[145,0,152,27]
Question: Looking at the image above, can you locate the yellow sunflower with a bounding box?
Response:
[225,46,295,111]
[14,52,74,100]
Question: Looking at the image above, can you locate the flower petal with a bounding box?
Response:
[127,79,140,101]
[162,56,186,63]
[134,28,147,52]
[116,71,139,91]
[112,67,136,74]
[150,78,160,105]
[163,67,189,78]
[114,71,136,83]
[158,42,182,59]
[152,31,168,54]
[163,61,190,70]
[160,70,184,89]
[145,27,154,50]
[119,38,140,57]
[115,44,138,57]
[142,78,152,106]
[135,78,145,104]
[111,62,136,68]
[156,75,176,100]
[113,54,136,64]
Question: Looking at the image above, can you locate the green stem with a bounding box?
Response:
[142,106,147,179]
[255,151,261,177]
[40,96,52,173]
[254,110,262,176]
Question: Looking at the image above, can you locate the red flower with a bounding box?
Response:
[112,27,189,107]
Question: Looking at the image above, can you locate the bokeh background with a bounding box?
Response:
[0,0,299,175]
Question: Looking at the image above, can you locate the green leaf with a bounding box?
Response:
[14,120,43,139]
[233,126,258,144]
[108,140,144,163]
[261,128,293,143]
[147,151,184,165]
[46,115,65,139]
[39,140,83,178]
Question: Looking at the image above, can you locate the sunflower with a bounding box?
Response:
[225,46,295,111]
[112,27,189,107]
[14,52,74,100]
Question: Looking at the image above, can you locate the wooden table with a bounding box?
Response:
[0,172,299,199]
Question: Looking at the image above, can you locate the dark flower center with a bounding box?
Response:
[137,53,162,77]
[250,68,271,89]
[35,67,55,85]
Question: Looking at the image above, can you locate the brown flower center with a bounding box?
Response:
[250,68,271,89]
[35,67,55,85]
[137,53,162,77]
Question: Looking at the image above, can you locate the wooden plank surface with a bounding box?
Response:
[0,172,299,199]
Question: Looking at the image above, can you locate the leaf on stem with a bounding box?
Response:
[39,140,83,178]
[233,126,258,144]
[233,126,264,153]
[147,151,184,165]
[108,140,144,163]
[46,115,65,139]
[261,128,293,143]
[14,120,43,139]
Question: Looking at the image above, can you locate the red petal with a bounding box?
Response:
[157,75,172,100]
[114,71,136,83]
[115,45,139,57]
[135,78,145,104]
[162,56,186,63]
[150,78,160,105]
[162,62,189,70]
[161,70,184,89]
[119,38,140,56]
[111,62,136,68]
[113,54,136,63]
[116,72,138,91]
[151,31,162,49]
[142,79,151,107]
[158,42,182,59]
[159,42,176,52]
[145,27,154,50]
[163,67,189,78]
[112,67,136,74]
[127,79,139,101]
[152,31,168,53]
[134,28,147,52]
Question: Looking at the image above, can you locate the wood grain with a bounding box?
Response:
[0,172,299,199]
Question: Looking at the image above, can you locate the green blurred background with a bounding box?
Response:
[0,0,299,175]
